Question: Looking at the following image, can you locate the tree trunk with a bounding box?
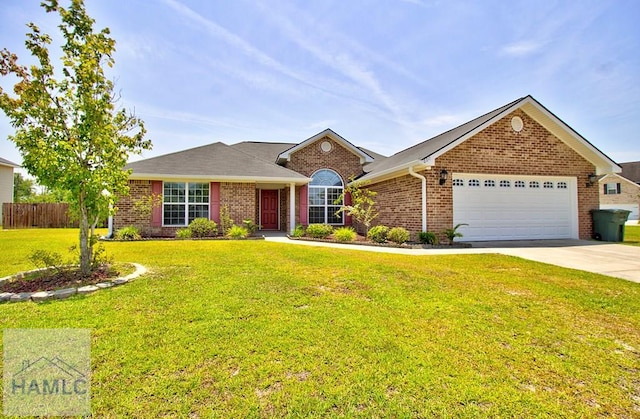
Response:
[79,202,92,276]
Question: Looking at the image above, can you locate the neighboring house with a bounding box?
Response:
[115,95,620,241]
[0,157,20,226]
[599,171,640,222]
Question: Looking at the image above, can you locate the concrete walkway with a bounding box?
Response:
[263,235,640,283]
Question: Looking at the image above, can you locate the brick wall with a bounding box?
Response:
[285,137,364,182]
[220,182,256,227]
[368,109,599,240]
[599,174,640,208]
[115,180,259,237]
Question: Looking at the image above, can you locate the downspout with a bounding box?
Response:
[408,166,427,232]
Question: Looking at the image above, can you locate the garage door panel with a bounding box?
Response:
[453,174,577,241]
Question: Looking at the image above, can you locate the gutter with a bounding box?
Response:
[408,166,427,232]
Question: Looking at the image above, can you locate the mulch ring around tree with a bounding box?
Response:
[0,263,147,303]
[0,265,117,293]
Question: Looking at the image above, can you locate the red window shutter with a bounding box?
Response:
[210,182,220,223]
[344,191,352,225]
[299,185,308,225]
[151,181,162,227]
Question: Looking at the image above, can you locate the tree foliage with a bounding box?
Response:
[334,178,379,233]
[13,173,35,202]
[0,0,151,274]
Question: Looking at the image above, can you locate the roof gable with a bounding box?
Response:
[360,95,620,182]
[599,172,640,190]
[277,129,374,165]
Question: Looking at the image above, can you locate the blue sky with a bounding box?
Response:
[1,0,639,169]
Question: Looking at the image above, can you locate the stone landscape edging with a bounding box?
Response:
[0,263,148,304]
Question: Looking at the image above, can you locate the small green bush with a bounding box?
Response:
[28,249,64,271]
[176,228,192,239]
[333,227,356,242]
[305,223,334,239]
[226,225,249,239]
[418,231,438,245]
[387,227,410,244]
[189,218,218,238]
[292,224,305,238]
[367,225,389,243]
[242,219,259,235]
[115,226,141,240]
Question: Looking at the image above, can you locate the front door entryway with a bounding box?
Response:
[260,190,279,230]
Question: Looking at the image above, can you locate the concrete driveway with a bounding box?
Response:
[265,236,640,283]
[471,240,640,283]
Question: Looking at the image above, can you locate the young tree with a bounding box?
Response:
[334,178,378,234]
[13,173,35,202]
[0,0,151,275]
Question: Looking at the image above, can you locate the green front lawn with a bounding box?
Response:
[1,229,639,417]
[624,224,640,246]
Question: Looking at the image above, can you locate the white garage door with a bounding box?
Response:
[599,204,639,221]
[452,174,578,241]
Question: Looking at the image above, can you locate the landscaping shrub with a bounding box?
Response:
[219,205,234,234]
[418,231,439,245]
[175,228,192,239]
[188,218,218,238]
[388,227,410,244]
[242,219,259,235]
[292,224,305,238]
[226,225,249,239]
[333,227,356,242]
[367,225,389,243]
[305,223,333,239]
[443,223,468,245]
[115,226,141,240]
[28,249,64,272]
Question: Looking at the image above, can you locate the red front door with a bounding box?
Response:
[261,190,278,230]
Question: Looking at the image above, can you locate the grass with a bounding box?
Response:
[1,229,639,417]
[624,224,640,246]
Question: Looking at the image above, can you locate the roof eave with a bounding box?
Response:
[128,172,310,185]
[357,160,430,184]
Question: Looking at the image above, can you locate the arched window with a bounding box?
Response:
[308,169,344,224]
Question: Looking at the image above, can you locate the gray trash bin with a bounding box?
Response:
[591,209,631,241]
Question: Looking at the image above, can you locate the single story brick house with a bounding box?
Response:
[0,157,19,226]
[599,163,640,222]
[113,95,620,241]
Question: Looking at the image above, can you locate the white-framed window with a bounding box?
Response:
[543,181,554,189]
[500,180,511,188]
[469,179,480,187]
[163,182,210,226]
[515,181,526,188]
[453,179,464,187]
[308,169,343,225]
[557,181,568,189]
[604,183,621,195]
[484,180,496,187]
[529,181,540,188]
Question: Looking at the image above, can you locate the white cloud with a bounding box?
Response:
[500,41,543,57]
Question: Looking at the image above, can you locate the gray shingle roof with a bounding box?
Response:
[126,142,308,181]
[620,161,640,183]
[360,97,525,179]
[230,142,296,163]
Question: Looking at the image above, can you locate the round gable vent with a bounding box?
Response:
[511,116,524,132]
[320,141,333,152]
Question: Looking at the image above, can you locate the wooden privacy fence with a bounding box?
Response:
[2,203,78,228]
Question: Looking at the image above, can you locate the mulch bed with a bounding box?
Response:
[0,265,118,293]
